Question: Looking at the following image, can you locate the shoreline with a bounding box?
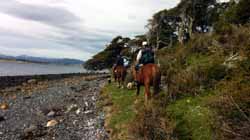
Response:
[0,59,30,63]
[0,73,109,90]
[0,59,83,65]
[0,74,109,140]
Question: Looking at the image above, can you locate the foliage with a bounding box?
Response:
[95,0,250,139]
[167,95,217,140]
[84,36,131,70]
[223,0,250,25]
[158,25,250,139]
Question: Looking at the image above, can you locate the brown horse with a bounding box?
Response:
[132,63,161,102]
[113,65,127,88]
[112,66,118,82]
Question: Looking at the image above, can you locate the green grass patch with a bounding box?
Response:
[101,84,144,139]
[101,83,219,140]
[167,95,217,140]
[186,54,212,67]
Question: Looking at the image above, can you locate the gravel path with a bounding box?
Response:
[0,75,108,140]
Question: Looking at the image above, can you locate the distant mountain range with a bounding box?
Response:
[0,54,84,65]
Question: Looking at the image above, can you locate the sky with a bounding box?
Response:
[0,0,180,61]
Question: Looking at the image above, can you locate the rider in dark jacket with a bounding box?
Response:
[136,41,155,70]
[113,54,124,73]
[115,55,124,66]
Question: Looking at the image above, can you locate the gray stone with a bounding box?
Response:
[66,104,78,113]
[0,116,5,122]
[27,79,37,84]
[47,111,56,117]
[24,125,37,134]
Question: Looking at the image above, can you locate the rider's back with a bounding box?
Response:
[140,48,154,65]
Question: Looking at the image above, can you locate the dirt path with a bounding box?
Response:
[0,75,108,140]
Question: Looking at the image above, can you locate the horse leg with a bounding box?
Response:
[136,84,140,96]
[114,74,117,82]
[121,73,125,89]
[144,83,151,102]
[120,79,124,89]
[153,78,160,96]
[118,77,121,88]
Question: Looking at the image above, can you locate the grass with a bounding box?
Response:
[186,54,212,67]
[101,82,219,140]
[100,83,144,140]
[167,94,217,140]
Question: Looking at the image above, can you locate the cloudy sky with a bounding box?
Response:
[0,0,180,60]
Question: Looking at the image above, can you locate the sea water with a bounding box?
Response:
[0,61,86,76]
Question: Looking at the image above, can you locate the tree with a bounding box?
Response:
[84,36,131,70]
[225,0,250,24]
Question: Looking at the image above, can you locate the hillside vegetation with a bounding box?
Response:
[95,0,250,140]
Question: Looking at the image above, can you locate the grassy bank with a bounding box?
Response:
[167,95,217,140]
[100,84,220,140]
[99,84,143,140]
[99,26,250,140]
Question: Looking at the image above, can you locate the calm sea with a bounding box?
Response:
[0,61,86,76]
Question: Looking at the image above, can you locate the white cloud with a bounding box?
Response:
[0,13,65,40]
[0,0,180,60]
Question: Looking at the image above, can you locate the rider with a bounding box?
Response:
[122,56,130,68]
[135,41,155,71]
[113,54,124,72]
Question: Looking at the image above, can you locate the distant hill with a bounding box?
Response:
[0,54,84,65]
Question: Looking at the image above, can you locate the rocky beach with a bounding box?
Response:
[0,74,109,140]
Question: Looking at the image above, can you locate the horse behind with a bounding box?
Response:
[132,63,161,102]
[113,65,127,88]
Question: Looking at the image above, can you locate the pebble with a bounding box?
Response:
[24,125,37,134]
[0,116,5,122]
[66,104,78,113]
[73,120,78,125]
[23,96,31,100]
[27,79,37,84]
[85,102,89,107]
[0,103,9,110]
[84,110,93,114]
[76,108,81,115]
[0,76,108,140]
[47,111,56,117]
[12,95,17,99]
[46,120,58,127]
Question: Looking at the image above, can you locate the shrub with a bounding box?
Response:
[240,58,250,73]
[129,97,176,140]
[207,64,227,81]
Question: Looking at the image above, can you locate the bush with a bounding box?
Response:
[129,97,176,140]
[240,58,250,73]
[214,21,233,36]
[207,64,227,81]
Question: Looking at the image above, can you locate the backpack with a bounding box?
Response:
[140,49,154,65]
